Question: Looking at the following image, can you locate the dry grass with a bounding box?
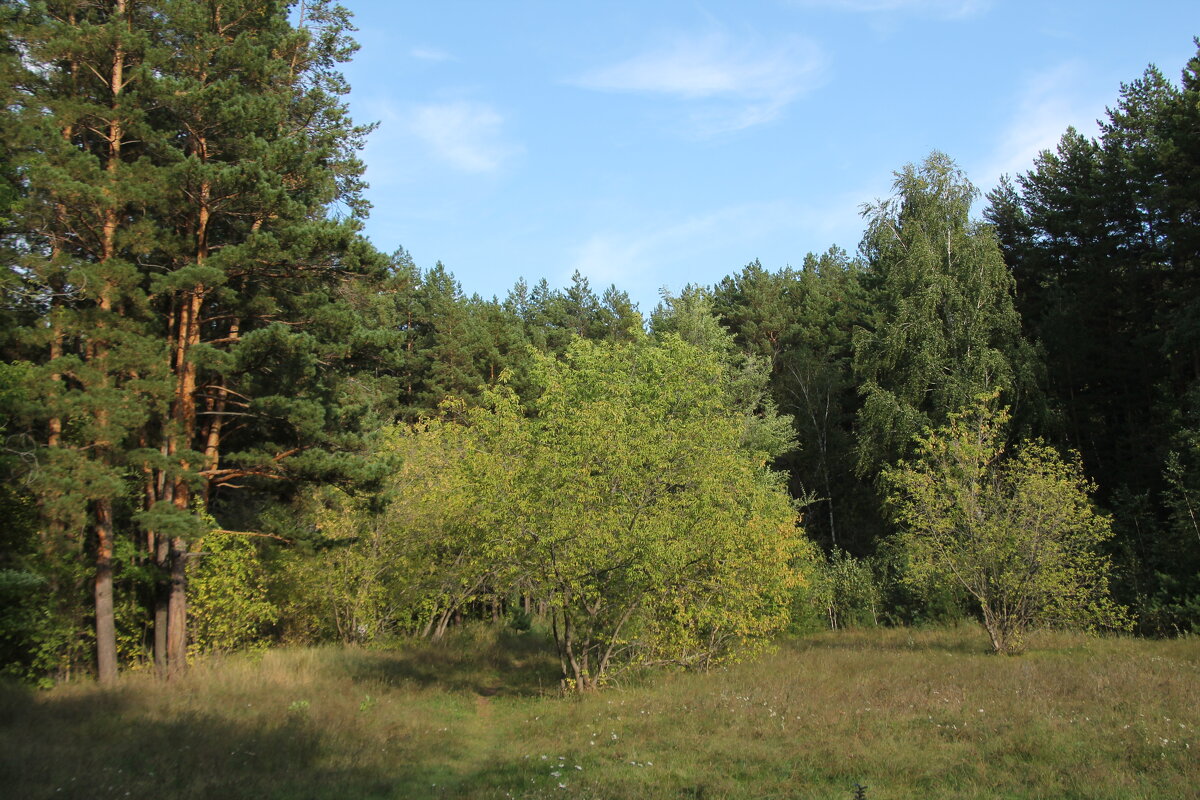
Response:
[1,623,1196,799]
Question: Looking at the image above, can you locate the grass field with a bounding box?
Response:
[1,624,1196,799]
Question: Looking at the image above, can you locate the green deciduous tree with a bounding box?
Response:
[326,335,811,690]
[187,528,277,657]
[272,403,519,645]
[513,336,809,688]
[885,393,1129,654]
[651,284,797,462]
[273,330,812,681]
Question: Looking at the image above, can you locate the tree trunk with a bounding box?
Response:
[200,320,237,502]
[153,531,170,676]
[87,0,127,685]
[166,536,188,678]
[158,286,205,680]
[94,498,117,685]
[982,605,1010,655]
[433,607,454,639]
[160,123,212,676]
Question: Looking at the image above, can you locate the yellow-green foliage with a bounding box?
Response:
[489,336,809,687]
[275,336,813,686]
[277,416,509,643]
[274,488,406,644]
[885,392,1129,654]
[188,531,278,656]
[274,335,816,686]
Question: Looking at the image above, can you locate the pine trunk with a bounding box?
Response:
[160,122,210,675]
[88,0,126,684]
[154,530,170,675]
[94,498,117,685]
[166,536,188,678]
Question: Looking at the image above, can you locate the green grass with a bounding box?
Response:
[2,623,1197,799]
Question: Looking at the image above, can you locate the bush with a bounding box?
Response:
[885,392,1130,653]
[188,531,278,656]
[824,549,881,630]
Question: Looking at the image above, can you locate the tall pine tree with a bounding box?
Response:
[5,0,391,679]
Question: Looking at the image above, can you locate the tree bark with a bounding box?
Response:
[166,537,188,678]
[94,498,117,685]
[91,1,126,682]
[153,528,170,675]
[200,321,237,502]
[161,116,210,675]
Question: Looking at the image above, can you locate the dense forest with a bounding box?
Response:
[1,1,1198,689]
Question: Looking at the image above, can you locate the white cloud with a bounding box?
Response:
[567,201,817,290]
[573,31,827,134]
[565,180,910,304]
[410,46,453,62]
[569,209,756,291]
[409,101,519,173]
[790,0,990,18]
[973,62,1103,190]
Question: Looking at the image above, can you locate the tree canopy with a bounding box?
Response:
[3,8,1200,685]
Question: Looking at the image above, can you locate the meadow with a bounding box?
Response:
[1,624,1196,800]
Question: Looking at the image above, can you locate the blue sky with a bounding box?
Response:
[338,1,1199,313]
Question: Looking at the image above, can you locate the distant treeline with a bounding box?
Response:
[1,3,1198,686]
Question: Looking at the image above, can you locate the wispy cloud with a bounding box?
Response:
[567,201,820,292]
[410,101,520,173]
[566,179,905,303]
[790,0,990,18]
[573,31,827,134]
[569,207,767,291]
[410,46,453,62]
[974,62,1102,190]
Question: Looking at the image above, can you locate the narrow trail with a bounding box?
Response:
[435,689,511,794]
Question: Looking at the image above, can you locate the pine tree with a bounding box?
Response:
[7,0,171,684]
[145,0,387,676]
[5,0,391,680]
[985,47,1200,629]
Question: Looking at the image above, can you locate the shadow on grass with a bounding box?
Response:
[1,682,348,799]
[0,678,551,800]
[334,626,563,698]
